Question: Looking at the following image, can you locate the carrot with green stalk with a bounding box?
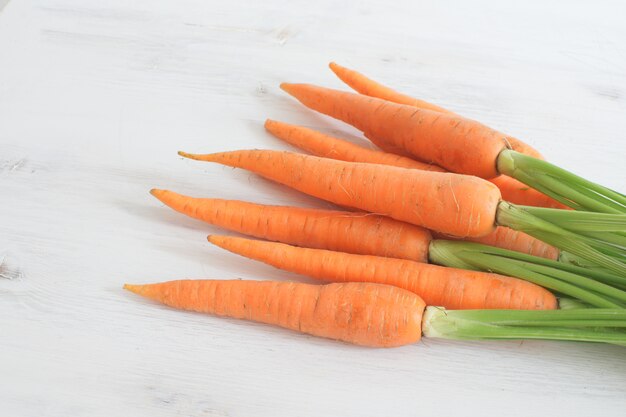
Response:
[124,279,626,347]
[177,149,626,275]
[151,190,626,302]
[208,234,626,309]
[280,81,626,217]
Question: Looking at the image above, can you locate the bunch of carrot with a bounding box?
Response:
[125,63,626,348]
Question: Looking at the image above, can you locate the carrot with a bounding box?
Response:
[208,235,558,310]
[266,119,566,209]
[328,62,544,160]
[179,150,501,238]
[329,62,450,113]
[151,189,433,262]
[124,279,626,346]
[264,119,444,171]
[124,280,425,348]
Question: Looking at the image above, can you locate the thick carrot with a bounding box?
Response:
[151,189,433,262]
[208,235,558,310]
[266,119,565,209]
[179,150,501,238]
[281,83,507,179]
[264,119,444,171]
[124,280,425,348]
[434,228,559,260]
[328,62,544,160]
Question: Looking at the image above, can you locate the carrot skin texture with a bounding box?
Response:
[281,83,506,179]
[328,62,544,160]
[124,280,425,348]
[180,150,501,238]
[151,189,432,262]
[265,119,444,171]
[208,235,558,311]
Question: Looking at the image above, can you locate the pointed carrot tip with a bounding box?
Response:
[264,118,274,128]
[123,283,142,294]
[279,83,294,94]
[150,188,162,197]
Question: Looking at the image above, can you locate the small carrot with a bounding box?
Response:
[266,119,566,209]
[208,235,558,310]
[124,280,425,348]
[178,150,501,238]
[264,119,444,171]
[328,62,543,160]
[124,279,626,347]
[151,189,433,262]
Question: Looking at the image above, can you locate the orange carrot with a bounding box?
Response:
[266,119,566,209]
[124,280,425,348]
[329,62,450,113]
[151,189,433,262]
[264,119,444,171]
[281,83,508,179]
[328,62,544,160]
[208,235,558,310]
[179,150,501,238]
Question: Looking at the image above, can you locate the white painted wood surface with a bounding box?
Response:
[1,0,625,415]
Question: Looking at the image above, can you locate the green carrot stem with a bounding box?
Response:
[422,307,626,346]
[496,201,626,275]
[496,150,626,214]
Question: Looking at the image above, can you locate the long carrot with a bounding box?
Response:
[151,189,433,262]
[264,119,444,171]
[124,280,425,347]
[328,62,543,160]
[208,235,558,310]
[179,149,501,238]
[124,279,626,347]
[266,119,565,210]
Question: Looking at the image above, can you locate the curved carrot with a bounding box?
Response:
[281,83,507,179]
[208,235,558,311]
[264,119,444,171]
[329,62,450,113]
[124,280,425,348]
[179,149,501,238]
[151,189,433,262]
[328,62,544,160]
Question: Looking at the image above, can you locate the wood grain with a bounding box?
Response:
[1,0,625,416]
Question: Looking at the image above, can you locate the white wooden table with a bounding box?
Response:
[2,1,625,415]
